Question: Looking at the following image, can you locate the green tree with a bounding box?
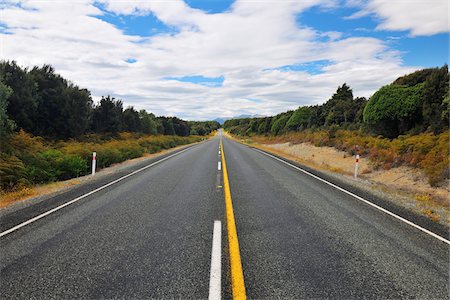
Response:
[363,84,424,138]
[123,107,141,132]
[159,117,175,135]
[271,115,290,135]
[61,86,93,138]
[171,117,190,136]
[29,65,93,139]
[422,65,449,133]
[286,106,313,131]
[393,68,434,86]
[0,80,15,138]
[139,110,157,135]
[322,83,354,125]
[0,61,37,133]
[441,94,449,126]
[92,96,123,133]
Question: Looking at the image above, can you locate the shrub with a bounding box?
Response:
[363,84,424,138]
[0,153,27,189]
[0,131,202,191]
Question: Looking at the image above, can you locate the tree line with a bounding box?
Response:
[0,61,220,140]
[224,65,449,139]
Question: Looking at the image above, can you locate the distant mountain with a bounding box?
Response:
[213,118,227,125]
[214,114,264,125]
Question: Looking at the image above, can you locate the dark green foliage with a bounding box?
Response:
[62,87,93,138]
[29,65,93,139]
[0,61,37,133]
[271,114,290,135]
[319,83,367,127]
[258,118,272,134]
[159,117,175,135]
[0,62,93,139]
[171,117,190,136]
[123,107,141,132]
[139,110,158,135]
[421,65,449,133]
[442,94,449,126]
[286,106,313,131]
[393,68,434,86]
[322,83,354,125]
[92,96,123,134]
[363,84,424,138]
[188,120,220,136]
[0,80,15,138]
[0,61,204,138]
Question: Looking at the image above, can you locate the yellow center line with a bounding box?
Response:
[220,137,247,300]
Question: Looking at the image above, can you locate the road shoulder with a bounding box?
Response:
[228,137,449,242]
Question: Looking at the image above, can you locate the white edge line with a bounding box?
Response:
[253,148,450,245]
[208,220,222,300]
[0,146,195,238]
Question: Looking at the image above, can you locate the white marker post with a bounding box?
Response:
[91,152,96,176]
[354,154,360,178]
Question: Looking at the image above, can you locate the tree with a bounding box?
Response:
[271,114,290,135]
[123,107,141,132]
[286,106,313,131]
[92,96,123,133]
[30,64,69,138]
[0,80,15,138]
[441,94,449,126]
[61,86,93,138]
[422,65,449,133]
[29,65,93,139]
[0,61,37,133]
[159,117,175,135]
[139,110,157,135]
[171,117,190,136]
[257,117,272,135]
[363,84,424,138]
[322,83,354,125]
[393,68,434,86]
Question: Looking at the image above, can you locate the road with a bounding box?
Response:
[1,132,449,299]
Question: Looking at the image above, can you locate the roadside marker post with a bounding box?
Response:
[92,152,96,175]
[354,154,359,178]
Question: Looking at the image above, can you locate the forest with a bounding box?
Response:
[224,65,449,186]
[224,65,448,138]
[0,61,219,191]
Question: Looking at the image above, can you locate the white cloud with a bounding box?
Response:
[347,0,449,36]
[0,0,420,120]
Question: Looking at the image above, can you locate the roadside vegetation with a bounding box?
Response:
[224,65,449,187]
[0,61,219,195]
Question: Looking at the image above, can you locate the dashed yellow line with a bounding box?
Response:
[220,138,246,300]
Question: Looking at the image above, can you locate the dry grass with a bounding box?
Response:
[0,187,36,209]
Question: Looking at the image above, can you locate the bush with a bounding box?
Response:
[0,153,27,189]
[0,131,202,191]
[363,84,424,138]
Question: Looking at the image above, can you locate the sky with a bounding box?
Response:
[0,0,448,120]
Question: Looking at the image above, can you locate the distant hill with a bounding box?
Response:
[214,114,264,125]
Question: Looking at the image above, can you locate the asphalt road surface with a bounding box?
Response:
[1,132,449,299]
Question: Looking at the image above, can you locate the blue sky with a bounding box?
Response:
[1,0,448,119]
[93,0,447,69]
